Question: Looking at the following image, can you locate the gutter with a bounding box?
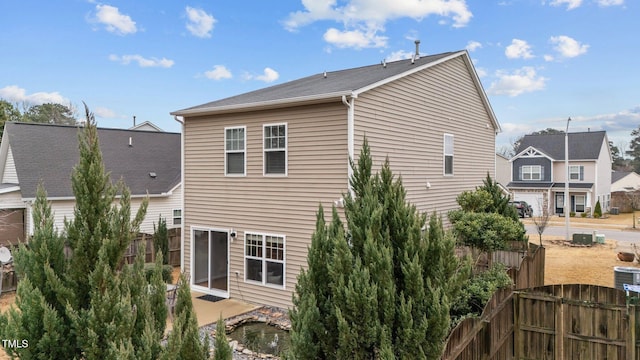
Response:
[174,115,186,273]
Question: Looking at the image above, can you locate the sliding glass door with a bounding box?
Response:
[192,228,229,297]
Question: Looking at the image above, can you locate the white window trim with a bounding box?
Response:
[443,133,454,176]
[263,123,288,177]
[569,165,582,181]
[172,208,182,226]
[574,195,586,212]
[243,231,286,289]
[522,165,542,181]
[224,126,246,177]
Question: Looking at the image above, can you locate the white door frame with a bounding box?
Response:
[190,226,230,298]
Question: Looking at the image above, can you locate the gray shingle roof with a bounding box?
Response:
[4,122,180,199]
[516,131,607,160]
[172,51,459,115]
[612,171,633,183]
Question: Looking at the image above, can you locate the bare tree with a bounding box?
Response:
[625,189,640,229]
[532,198,551,246]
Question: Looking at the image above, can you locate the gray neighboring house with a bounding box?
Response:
[0,122,182,246]
[507,131,611,216]
[172,49,501,308]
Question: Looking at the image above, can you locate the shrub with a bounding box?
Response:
[581,212,588,218]
[594,200,602,218]
[570,212,576,217]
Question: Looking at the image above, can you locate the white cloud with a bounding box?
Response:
[0,85,68,105]
[549,35,589,58]
[94,4,137,35]
[549,0,583,10]
[596,0,624,6]
[505,39,533,59]
[475,67,488,78]
[255,68,279,82]
[386,50,413,61]
[488,67,547,97]
[283,0,472,49]
[323,27,388,48]
[109,54,174,68]
[205,65,232,80]
[93,106,117,118]
[543,54,554,62]
[185,6,216,38]
[466,40,482,52]
[244,68,280,83]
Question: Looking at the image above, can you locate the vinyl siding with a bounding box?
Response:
[0,189,24,209]
[595,138,612,210]
[36,192,180,235]
[2,147,18,184]
[552,161,594,183]
[353,56,497,219]
[512,157,552,182]
[183,103,348,308]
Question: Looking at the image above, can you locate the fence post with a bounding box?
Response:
[628,305,636,360]
[513,291,520,359]
[555,296,563,359]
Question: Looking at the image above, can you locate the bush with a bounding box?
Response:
[142,263,173,283]
[570,212,576,217]
[581,212,588,218]
[594,200,602,218]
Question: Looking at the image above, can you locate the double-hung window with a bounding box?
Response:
[245,232,285,287]
[575,195,585,212]
[444,133,454,175]
[521,165,542,180]
[172,209,182,225]
[264,123,287,175]
[569,165,583,180]
[225,126,246,175]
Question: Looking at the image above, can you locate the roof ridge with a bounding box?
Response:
[8,121,180,135]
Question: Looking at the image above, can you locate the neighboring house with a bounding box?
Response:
[507,131,611,217]
[610,170,640,212]
[171,49,501,308]
[495,153,511,188]
[0,122,181,246]
[611,171,640,192]
[130,120,164,132]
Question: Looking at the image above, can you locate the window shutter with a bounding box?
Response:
[580,166,584,181]
[519,166,522,180]
[541,167,544,181]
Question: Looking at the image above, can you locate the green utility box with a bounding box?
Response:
[572,233,593,245]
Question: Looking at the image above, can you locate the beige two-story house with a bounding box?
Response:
[171,50,501,308]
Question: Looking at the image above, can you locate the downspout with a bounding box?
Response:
[174,115,186,273]
[342,95,355,196]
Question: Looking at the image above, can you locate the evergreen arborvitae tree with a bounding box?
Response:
[594,200,602,218]
[154,215,169,265]
[213,314,232,360]
[163,274,210,360]
[0,105,169,359]
[289,139,469,359]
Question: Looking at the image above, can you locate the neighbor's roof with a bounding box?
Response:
[612,171,637,183]
[2,122,180,199]
[171,50,500,131]
[516,131,607,160]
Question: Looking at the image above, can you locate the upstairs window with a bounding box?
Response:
[264,123,287,175]
[225,126,246,175]
[172,209,182,225]
[521,165,542,181]
[444,134,454,175]
[569,165,584,180]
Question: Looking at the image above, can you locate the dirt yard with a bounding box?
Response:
[1,212,638,358]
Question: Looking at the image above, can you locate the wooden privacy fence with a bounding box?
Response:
[123,228,181,267]
[442,281,640,359]
[442,243,545,360]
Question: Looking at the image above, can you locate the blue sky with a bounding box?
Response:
[1,0,638,153]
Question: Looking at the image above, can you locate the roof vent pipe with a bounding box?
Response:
[414,40,421,60]
[129,137,132,147]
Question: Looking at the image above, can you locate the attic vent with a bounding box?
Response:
[149,172,157,178]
